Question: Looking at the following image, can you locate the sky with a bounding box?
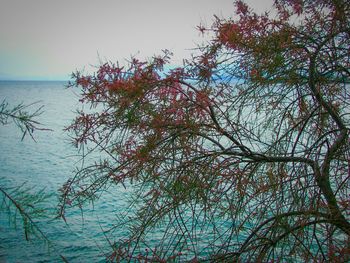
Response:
[0,0,273,80]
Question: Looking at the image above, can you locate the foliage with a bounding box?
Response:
[63,0,350,261]
[0,183,50,241]
[0,100,46,141]
[0,100,50,241]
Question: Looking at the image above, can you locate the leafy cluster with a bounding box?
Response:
[0,184,50,241]
[0,100,46,141]
[0,101,51,242]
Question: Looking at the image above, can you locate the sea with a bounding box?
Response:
[0,81,130,262]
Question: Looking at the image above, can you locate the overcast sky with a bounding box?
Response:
[0,0,273,80]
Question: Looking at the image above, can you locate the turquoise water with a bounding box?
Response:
[0,81,130,262]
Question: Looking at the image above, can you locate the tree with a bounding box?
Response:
[62,0,350,261]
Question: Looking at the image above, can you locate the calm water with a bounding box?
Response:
[0,81,130,262]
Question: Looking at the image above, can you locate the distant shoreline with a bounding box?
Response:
[0,79,69,83]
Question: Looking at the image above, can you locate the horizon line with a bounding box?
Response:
[0,79,69,82]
